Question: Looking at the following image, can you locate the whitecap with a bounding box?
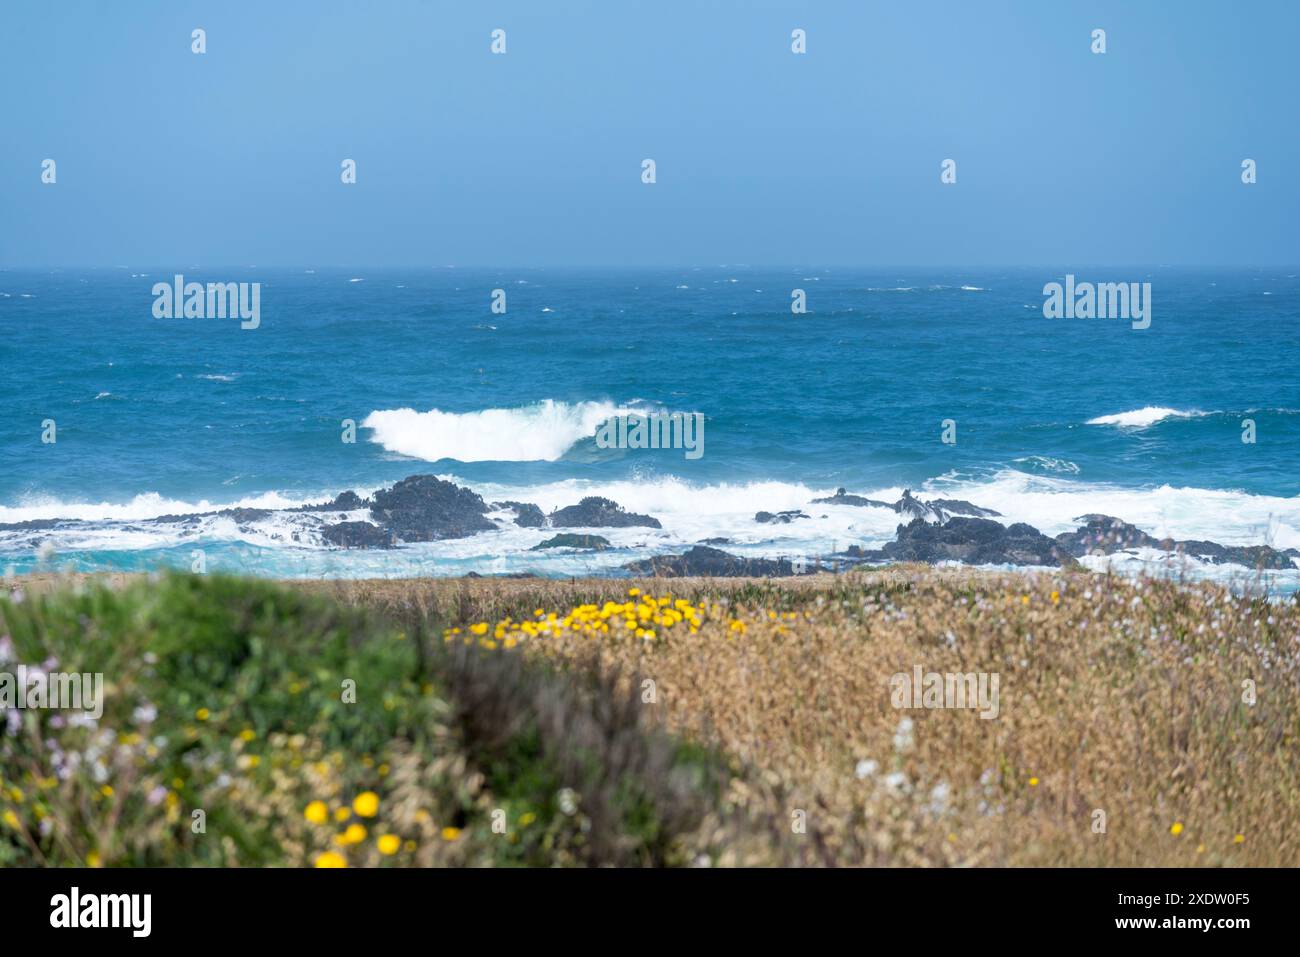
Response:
[1086,407,1205,428]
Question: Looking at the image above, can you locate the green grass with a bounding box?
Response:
[0,573,745,867]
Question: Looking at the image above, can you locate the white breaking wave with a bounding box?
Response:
[1086,407,1206,428]
[362,400,649,463]
[922,470,1300,550]
[1,472,1297,589]
[0,490,332,525]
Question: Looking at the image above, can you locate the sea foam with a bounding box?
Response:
[1086,407,1205,428]
[362,400,647,463]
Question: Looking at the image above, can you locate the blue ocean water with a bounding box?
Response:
[1,266,1297,585]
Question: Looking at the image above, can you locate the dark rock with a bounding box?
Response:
[369,475,496,542]
[624,545,797,577]
[530,533,611,551]
[214,507,273,524]
[698,537,732,546]
[495,501,547,528]
[297,490,367,512]
[321,521,394,549]
[812,489,999,520]
[926,498,1002,518]
[1053,514,1296,570]
[811,488,893,508]
[1054,515,1159,556]
[0,518,66,531]
[549,496,661,529]
[755,510,810,524]
[876,517,1072,567]
[1195,544,1295,570]
[146,514,202,526]
[1155,536,1293,570]
[892,489,947,523]
[841,545,879,559]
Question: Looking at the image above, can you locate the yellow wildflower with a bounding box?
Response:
[334,823,367,846]
[353,791,380,818]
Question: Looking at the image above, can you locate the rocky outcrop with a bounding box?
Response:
[549,496,662,529]
[530,533,611,551]
[811,488,893,508]
[321,521,394,549]
[853,517,1073,567]
[755,510,809,524]
[926,498,1001,518]
[1054,515,1159,555]
[369,475,496,542]
[496,501,547,528]
[892,490,947,524]
[809,487,1000,519]
[1055,515,1295,570]
[297,490,367,512]
[624,545,797,578]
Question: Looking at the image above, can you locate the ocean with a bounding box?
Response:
[2,266,1297,589]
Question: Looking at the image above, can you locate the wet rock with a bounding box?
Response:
[864,517,1073,567]
[624,545,797,577]
[214,507,273,524]
[0,518,66,531]
[320,521,394,549]
[892,490,947,524]
[549,496,662,529]
[530,533,611,551]
[1170,541,1296,570]
[297,490,367,512]
[495,501,547,528]
[926,498,1002,518]
[1056,515,1295,569]
[811,488,893,508]
[755,510,810,524]
[369,475,496,542]
[1054,515,1159,555]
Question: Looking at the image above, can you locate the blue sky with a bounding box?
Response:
[2,0,1296,266]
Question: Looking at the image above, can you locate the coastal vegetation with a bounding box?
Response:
[2,568,1297,866]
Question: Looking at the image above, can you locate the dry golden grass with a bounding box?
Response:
[20,566,1296,865]
[318,567,1300,866]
